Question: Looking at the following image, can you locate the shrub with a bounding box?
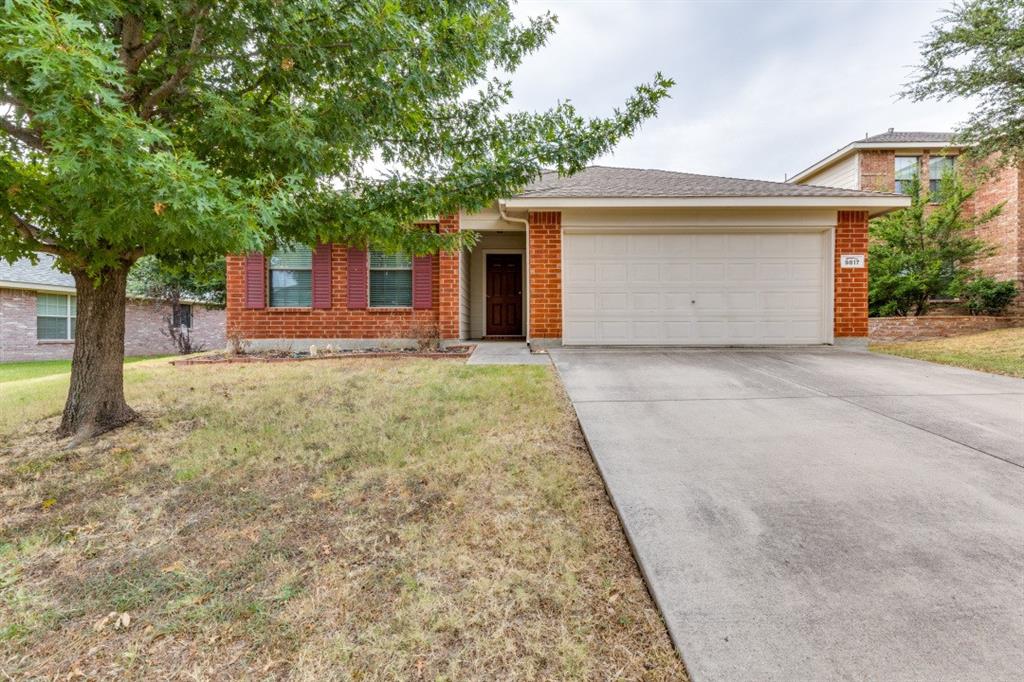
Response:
[952,277,1019,315]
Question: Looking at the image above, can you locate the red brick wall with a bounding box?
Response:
[967,161,1023,300]
[835,210,869,339]
[226,245,442,342]
[858,150,895,193]
[870,315,1023,342]
[437,215,460,340]
[528,211,562,339]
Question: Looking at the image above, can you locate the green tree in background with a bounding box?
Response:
[128,255,225,353]
[0,1,672,439]
[904,0,1024,165]
[869,173,1010,316]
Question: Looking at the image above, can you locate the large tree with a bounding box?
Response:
[0,1,672,439]
[904,0,1024,164]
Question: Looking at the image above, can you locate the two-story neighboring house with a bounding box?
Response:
[788,130,1023,305]
[0,253,226,362]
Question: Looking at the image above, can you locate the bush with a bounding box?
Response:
[952,277,1019,315]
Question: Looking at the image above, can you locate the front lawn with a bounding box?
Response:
[0,358,685,679]
[871,326,1024,378]
[0,355,169,384]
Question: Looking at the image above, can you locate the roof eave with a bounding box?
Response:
[0,279,76,294]
[788,140,967,184]
[503,195,910,215]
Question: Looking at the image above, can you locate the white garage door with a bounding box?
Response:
[563,232,829,345]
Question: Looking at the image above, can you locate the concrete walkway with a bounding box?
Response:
[550,347,1024,681]
[466,341,550,365]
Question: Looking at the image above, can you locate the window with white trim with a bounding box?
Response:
[928,156,955,199]
[894,156,919,195]
[37,293,76,340]
[269,245,312,307]
[369,250,412,307]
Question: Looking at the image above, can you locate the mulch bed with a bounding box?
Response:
[171,345,475,366]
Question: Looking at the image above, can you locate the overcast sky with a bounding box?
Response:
[507,0,974,182]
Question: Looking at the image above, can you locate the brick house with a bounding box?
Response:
[0,253,225,362]
[227,166,907,349]
[788,130,1024,304]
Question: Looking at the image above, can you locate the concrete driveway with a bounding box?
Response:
[549,347,1024,681]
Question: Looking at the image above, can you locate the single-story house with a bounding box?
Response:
[226,166,909,349]
[0,253,226,362]
[789,130,1024,306]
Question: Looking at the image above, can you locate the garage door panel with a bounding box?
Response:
[563,231,828,345]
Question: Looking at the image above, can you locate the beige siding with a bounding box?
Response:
[459,247,471,339]
[801,154,859,190]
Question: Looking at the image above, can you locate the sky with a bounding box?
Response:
[506,0,975,182]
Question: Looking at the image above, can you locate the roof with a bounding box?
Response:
[789,130,965,184]
[860,131,956,145]
[516,165,901,199]
[0,253,75,291]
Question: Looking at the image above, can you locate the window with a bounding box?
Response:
[269,245,312,307]
[173,304,192,329]
[928,156,955,198]
[369,250,412,307]
[37,293,76,340]
[894,156,919,195]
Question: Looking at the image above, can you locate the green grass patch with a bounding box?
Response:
[0,355,170,383]
[0,358,686,680]
[871,326,1024,378]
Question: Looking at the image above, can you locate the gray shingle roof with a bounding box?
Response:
[517,166,901,199]
[861,131,957,145]
[0,253,75,289]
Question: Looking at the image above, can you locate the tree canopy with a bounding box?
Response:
[0,0,672,437]
[904,0,1024,164]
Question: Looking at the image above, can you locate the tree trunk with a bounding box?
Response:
[58,265,137,439]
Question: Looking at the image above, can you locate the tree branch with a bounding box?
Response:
[9,215,76,260]
[140,10,209,120]
[0,117,45,151]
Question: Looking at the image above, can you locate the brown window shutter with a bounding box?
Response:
[412,254,433,309]
[311,243,332,309]
[346,247,368,309]
[244,253,265,309]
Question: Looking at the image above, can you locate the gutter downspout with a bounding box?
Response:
[497,202,531,345]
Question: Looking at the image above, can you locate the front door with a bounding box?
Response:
[486,253,523,336]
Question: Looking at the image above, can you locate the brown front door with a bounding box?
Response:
[486,253,523,336]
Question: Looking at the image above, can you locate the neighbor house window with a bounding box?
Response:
[173,304,192,329]
[928,156,955,199]
[369,250,412,307]
[269,245,312,307]
[36,293,76,340]
[894,156,919,195]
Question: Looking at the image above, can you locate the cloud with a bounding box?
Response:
[509,0,975,181]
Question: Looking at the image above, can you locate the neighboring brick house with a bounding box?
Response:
[788,130,1024,304]
[227,166,908,349]
[0,254,226,362]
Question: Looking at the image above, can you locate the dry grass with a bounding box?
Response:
[870,326,1024,378]
[0,358,686,680]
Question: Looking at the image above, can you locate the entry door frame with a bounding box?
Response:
[483,249,525,337]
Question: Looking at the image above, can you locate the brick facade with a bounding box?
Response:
[527,211,562,340]
[834,210,870,339]
[869,315,1024,342]
[226,240,448,345]
[0,287,225,362]
[859,150,895,193]
[966,162,1023,300]
[854,150,1024,306]
[437,215,461,340]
